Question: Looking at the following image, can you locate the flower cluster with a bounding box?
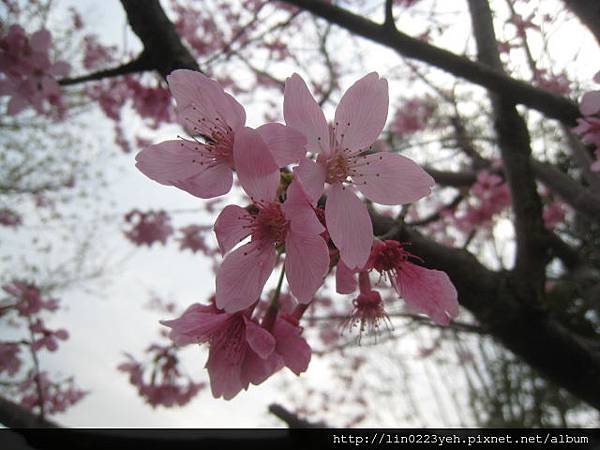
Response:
[573,70,600,171]
[123,209,174,247]
[0,25,70,116]
[0,281,86,416]
[135,69,458,399]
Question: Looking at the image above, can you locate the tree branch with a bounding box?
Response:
[119,0,200,77]
[279,0,581,126]
[59,54,153,86]
[467,0,549,291]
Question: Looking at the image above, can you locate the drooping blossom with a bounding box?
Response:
[123,209,173,247]
[0,25,70,115]
[2,281,58,316]
[30,319,69,352]
[214,127,329,312]
[135,69,305,199]
[161,302,302,400]
[283,73,434,269]
[343,287,391,343]
[18,372,87,415]
[0,342,22,376]
[118,349,204,408]
[368,240,458,325]
[176,224,213,255]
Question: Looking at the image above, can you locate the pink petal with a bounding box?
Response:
[325,184,373,270]
[334,73,388,151]
[49,61,70,77]
[7,95,27,115]
[284,231,329,303]
[580,91,600,116]
[174,161,233,199]
[205,348,243,400]
[167,69,246,132]
[244,317,276,359]
[30,29,51,53]
[594,71,600,84]
[233,127,280,203]
[335,260,357,294]
[135,140,206,185]
[214,205,252,254]
[241,351,284,386]
[353,152,434,205]
[215,242,277,312]
[272,317,311,375]
[293,158,326,205]
[256,123,307,167]
[160,304,231,346]
[396,262,459,326]
[283,180,324,235]
[283,73,330,155]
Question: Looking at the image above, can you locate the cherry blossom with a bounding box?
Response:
[214,127,329,312]
[283,72,434,269]
[161,303,282,399]
[123,209,174,247]
[368,240,459,325]
[0,25,70,115]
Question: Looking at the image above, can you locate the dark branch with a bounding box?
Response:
[120,0,200,77]
[0,396,57,428]
[279,0,581,126]
[59,54,153,86]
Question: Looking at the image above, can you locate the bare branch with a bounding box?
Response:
[279,0,581,126]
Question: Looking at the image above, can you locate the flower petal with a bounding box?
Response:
[215,242,277,312]
[396,262,459,326]
[135,140,205,185]
[325,184,373,270]
[335,260,357,294]
[353,152,434,205]
[233,127,280,203]
[293,158,326,205]
[283,180,324,235]
[240,351,284,386]
[160,303,231,346]
[284,231,329,303]
[244,317,276,359]
[334,73,388,151]
[167,69,245,132]
[174,161,233,199]
[283,73,330,155]
[272,317,311,375]
[256,123,307,167]
[30,29,51,53]
[205,348,244,400]
[214,205,252,254]
[580,91,600,116]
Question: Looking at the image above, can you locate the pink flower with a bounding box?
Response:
[0,342,21,376]
[135,69,305,199]
[118,349,204,408]
[0,25,70,115]
[214,127,329,312]
[392,97,434,138]
[123,209,173,247]
[580,71,600,116]
[177,224,213,255]
[368,240,459,325]
[283,73,434,269]
[161,303,284,400]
